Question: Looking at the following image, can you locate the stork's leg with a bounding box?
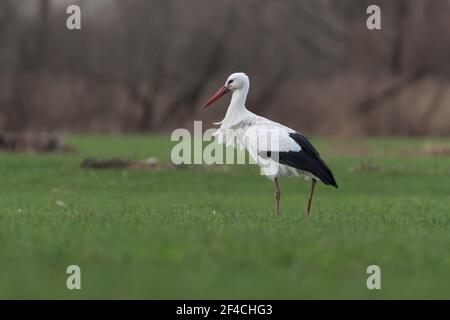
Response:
[274,177,281,216]
[305,179,317,216]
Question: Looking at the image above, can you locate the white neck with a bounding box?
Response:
[218,84,249,126]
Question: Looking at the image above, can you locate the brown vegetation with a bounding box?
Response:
[0,132,75,153]
[0,0,449,136]
[81,157,176,170]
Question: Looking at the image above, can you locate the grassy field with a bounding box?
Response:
[0,135,449,299]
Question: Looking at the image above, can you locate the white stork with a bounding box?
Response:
[202,72,338,216]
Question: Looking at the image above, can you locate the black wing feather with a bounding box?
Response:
[271,133,338,188]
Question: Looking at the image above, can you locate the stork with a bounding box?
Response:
[202,72,338,216]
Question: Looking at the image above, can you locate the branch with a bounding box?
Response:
[251,60,290,113]
[160,8,237,125]
[419,81,448,134]
[356,69,429,115]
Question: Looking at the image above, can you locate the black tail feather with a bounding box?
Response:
[278,133,338,188]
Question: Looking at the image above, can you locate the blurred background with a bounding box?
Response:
[1,0,449,136]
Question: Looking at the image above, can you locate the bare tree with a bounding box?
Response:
[1,0,450,136]
[389,0,409,75]
[159,8,238,127]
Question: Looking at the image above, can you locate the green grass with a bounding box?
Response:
[0,135,450,299]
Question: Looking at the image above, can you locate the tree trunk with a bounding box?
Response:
[138,96,153,132]
[390,0,409,75]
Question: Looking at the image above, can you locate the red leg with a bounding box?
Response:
[305,179,317,216]
[274,178,281,216]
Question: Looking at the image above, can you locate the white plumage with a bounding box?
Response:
[203,72,337,215]
[214,115,303,179]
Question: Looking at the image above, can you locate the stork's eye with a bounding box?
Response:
[228,79,234,85]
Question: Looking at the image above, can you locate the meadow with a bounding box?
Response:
[0,135,449,299]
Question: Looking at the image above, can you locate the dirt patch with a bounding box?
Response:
[81,157,176,170]
[349,159,382,173]
[330,139,450,157]
[81,157,231,172]
[328,141,375,156]
[411,143,450,156]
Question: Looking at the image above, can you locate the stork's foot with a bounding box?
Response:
[274,178,281,216]
[275,190,281,216]
[304,199,312,216]
[304,205,311,216]
[305,180,317,216]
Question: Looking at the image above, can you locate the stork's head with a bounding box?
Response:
[202,72,249,109]
[224,72,249,91]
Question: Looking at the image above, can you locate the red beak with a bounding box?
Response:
[202,86,230,109]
